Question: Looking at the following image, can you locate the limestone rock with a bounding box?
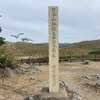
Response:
[25,94,41,100]
[14,68,24,74]
[4,67,15,77]
[95,83,100,89]
[72,93,82,100]
[83,60,89,64]
[59,81,68,89]
[0,68,4,77]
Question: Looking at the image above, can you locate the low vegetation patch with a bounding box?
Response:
[0,45,20,69]
[89,50,100,54]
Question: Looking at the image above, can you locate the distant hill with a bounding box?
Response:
[66,39,100,50]
[1,39,100,58]
[59,43,71,47]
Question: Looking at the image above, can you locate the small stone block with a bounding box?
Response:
[40,87,68,100]
[42,87,49,92]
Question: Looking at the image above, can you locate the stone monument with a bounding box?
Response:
[25,6,68,100]
[49,6,59,93]
[40,6,68,100]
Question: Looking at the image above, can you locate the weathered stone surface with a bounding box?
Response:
[95,83,100,89]
[4,67,15,77]
[83,60,89,64]
[14,68,23,74]
[25,86,68,100]
[25,94,41,100]
[59,81,68,89]
[59,81,82,100]
[41,87,68,100]
[24,66,39,74]
[82,75,100,80]
[0,65,39,77]
[0,68,4,77]
[31,66,39,72]
[49,6,59,93]
[72,93,82,100]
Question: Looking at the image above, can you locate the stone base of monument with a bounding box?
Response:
[40,87,68,100]
[25,87,68,100]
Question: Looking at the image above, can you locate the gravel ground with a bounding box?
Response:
[0,61,100,100]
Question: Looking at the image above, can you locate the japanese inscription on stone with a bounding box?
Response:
[49,6,59,92]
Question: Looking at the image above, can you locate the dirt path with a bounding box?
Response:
[0,62,100,100]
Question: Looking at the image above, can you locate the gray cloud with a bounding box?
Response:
[0,0,100,43]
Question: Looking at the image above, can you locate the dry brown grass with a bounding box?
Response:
[0,62,100,100]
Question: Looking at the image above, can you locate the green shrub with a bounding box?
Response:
[0,37,5,46]
[0,57,19,69]
[0,45,20,69]
[89,50,100,54]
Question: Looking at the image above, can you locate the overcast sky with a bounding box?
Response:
[0,0,100,43]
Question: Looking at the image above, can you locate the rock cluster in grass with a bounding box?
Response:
[0,63,40,77]
[25,81,82,100]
